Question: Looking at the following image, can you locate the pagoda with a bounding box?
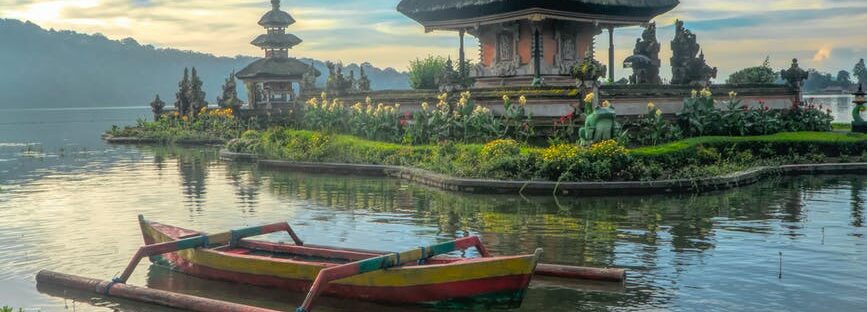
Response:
[397,0,679,87]
[237,0,318,110]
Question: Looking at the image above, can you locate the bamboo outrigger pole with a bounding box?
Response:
[295,236,514,312]
[115,215,303,283]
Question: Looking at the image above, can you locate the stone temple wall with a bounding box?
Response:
[301,84,796,120]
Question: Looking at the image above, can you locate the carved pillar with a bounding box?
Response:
[532,23,542,86]
[608,26,615,82]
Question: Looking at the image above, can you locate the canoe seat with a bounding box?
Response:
[222,248,252,255]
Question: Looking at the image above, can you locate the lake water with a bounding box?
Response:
[1,107,866,312]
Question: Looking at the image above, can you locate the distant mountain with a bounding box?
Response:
[0,19,409,109]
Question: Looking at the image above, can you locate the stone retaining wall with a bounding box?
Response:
[220,150,865,197]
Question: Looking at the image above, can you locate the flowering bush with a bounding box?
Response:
[480,139,521,160]
[674,88,833,140]
[627,102,682,146]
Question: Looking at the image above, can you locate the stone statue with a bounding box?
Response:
[217,71,243,114]
[781,58,809,90]
[435,58,461,92]
[325,61,351,96]
[572,44,606,108]
[670,20,717,85]
[579,102,620,145]
[572,44,607,86]
[626,23,662,85]
[300,62,319,92]
[150,94,165,121]
[852,84,867,133]
[348,70,357,92]
[357,66,371,92]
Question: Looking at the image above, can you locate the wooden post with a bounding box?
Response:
[459,28,466,78]
[608,25,615,82]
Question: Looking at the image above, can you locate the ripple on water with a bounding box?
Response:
[1,146,867,311]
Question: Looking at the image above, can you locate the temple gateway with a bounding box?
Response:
[397,0,680,87]
[237,0,318,111]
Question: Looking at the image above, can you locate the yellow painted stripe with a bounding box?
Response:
[144,223,536,287]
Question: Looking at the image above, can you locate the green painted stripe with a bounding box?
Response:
[230,226,263,245]
[358,257,386,273]
[429,241,456,256]
[176,236,207,249]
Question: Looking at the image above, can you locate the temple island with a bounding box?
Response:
[144,0,831,133]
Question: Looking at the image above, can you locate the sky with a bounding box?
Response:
[1,0,866,80]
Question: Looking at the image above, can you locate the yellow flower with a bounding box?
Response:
[655,109,663,117]
[181,115,189,122]
[601,100,611,108]
[691,90,698,98]
[458,97,468,107]
[502,94,510,102]
[421,102,429,111]
[647,102,655,111]
[437,93,448,102]
[472,105,491,115]
[365,96,372,105]
[461,91,472,99]
[584,92,595,103]
[728,91,737,98]
[395,103,401,111]
[700,88,712,98]
[518,95,527,106]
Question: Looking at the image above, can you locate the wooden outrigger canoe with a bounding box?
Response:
[139,216,541,309]
[36,216,625,312]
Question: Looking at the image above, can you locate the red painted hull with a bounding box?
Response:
[141,221,539,306]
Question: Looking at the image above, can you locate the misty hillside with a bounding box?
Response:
[0,19,409,109]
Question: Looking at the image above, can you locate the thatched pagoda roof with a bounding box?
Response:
[236,57,317,80]
[259,0,295,28]
[398,0,679,26]
[251,33,303,49]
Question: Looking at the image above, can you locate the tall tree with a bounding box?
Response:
[189,67,207,115]
[837,70,852,86]
[174,68,191,116]
[855,59,867,85]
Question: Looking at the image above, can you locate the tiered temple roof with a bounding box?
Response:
[237,0,314,80]
[398,0,680,30]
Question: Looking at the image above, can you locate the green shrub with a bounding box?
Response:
[408,56,447,90]
[726,57,778,85]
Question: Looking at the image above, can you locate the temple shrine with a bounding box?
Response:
[397,0,680,87]
[237,0,318,111]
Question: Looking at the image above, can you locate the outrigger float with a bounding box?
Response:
[37,215,626,312]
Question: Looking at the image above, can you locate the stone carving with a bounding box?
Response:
[493,24,520,76]
[217,71,243,114]
[579,102,620,145]
[150,95,165,121]
[670,20,717,85]
[853,84,867,133]
[780,58,809,90]
[300,62,319,92]
[325,61,352,96]
[626,23,662,85]
[357,66,371,92]
[555,28,579,75]
[571,44,607,85]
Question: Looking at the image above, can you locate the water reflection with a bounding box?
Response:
[1,145,865,311]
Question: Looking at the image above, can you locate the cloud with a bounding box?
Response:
[0,0,866,76]
[813,46,833,63]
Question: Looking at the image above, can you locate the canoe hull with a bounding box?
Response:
[140,220,539,307]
